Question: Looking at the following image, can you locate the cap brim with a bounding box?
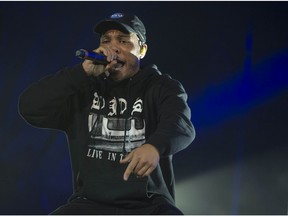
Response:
[94,20,135,35]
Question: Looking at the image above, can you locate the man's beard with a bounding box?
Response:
[109,60,140,80]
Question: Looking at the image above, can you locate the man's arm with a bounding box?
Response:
[18,64,90,130]
[147,77,196,156]
[120,77,195,180]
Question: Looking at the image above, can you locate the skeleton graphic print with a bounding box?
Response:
[88,91,146,154]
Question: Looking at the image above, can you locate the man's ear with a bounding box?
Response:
[139,44,148,59]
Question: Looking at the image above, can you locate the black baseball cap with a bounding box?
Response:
[94,13,146,43]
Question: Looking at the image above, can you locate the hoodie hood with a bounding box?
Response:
[101,64,161,87]
[131,64,161,85]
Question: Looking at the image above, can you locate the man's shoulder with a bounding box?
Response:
[142,64,185,91]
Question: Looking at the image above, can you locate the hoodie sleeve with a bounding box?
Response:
[18,64,90,131]
[146,76,195,156]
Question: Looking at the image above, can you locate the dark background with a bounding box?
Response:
[0,1,288,214]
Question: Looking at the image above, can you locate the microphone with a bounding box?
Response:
[75,49,108,65]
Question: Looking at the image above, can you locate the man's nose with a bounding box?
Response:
[110,41,120,53]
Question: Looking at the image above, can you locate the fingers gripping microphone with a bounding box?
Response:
[75,49,108,65]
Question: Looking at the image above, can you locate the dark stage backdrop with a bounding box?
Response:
[0,1,288,214]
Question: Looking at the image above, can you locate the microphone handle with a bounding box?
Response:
[75,49,108,65]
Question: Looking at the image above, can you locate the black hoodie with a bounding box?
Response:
[19,63,195,212]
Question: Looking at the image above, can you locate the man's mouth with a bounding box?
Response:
[112,60,125,70]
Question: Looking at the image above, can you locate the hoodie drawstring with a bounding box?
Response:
[122,78,132,155]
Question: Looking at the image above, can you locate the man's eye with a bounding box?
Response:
[120,40,128,44]
[101,40,109,44]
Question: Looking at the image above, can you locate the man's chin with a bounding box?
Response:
[109,71,123,82]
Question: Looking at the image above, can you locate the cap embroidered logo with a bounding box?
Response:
[110,13,124,19]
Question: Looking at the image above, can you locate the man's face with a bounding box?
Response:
[100,29,145,82]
